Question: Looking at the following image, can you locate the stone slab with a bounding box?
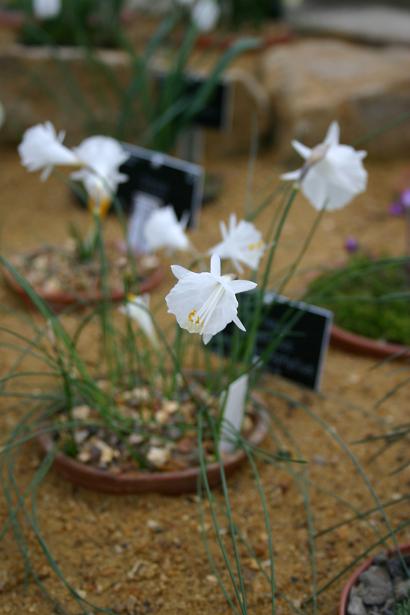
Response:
[288,6,410,46]
[261,38,410,159]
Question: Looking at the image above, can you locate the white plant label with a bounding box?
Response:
[219,374,249,455]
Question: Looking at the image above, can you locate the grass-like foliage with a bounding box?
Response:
[15,0,125,48]
[306,254,410,345]
[221,0,283,27]
[396,599,410,615]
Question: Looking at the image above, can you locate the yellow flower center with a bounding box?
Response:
[87,196,112,219]
[247,240,264,251]
[188,309,202,328]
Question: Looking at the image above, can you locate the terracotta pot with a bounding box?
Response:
[2,252,165,312]
[37,404,270,495]
[331,324,410,361]
[0,9,24,30]
[339,543,410,615]
[195,26,294,52]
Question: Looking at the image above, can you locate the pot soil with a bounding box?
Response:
[305,256,410,360]
[3,243,164,310]
[340,544,410,615]
[37,381,270,495]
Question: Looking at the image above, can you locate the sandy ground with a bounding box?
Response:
[0,143,409,615]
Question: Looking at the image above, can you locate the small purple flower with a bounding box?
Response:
[389,201,405,216]
[401,189,410,208]
[344,236,359,254]
[389,189,410,216]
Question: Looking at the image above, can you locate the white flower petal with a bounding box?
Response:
[210,253,221,277]
[324,121,340,146]
[291,140,311,160]
[71,136,129,208]
[209,218,265,272]
[144,206,190,253]
[280,170,301,182]
[230,280,257,294]
[171,264,191,280]
[19,122,79,178]
[120,294,158,347]
[233,314,246,332]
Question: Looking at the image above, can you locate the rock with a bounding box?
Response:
[387,556,408,581]
[347,596,367,615]
[146,519,164,533]
[373,552,388,566]
[0,45,271,157]
[359,565,393,607]
[287,6,410,47]
[147,446,170,468]
[261,39,410,159]
[394,579,410,601]
[72,405,90,420]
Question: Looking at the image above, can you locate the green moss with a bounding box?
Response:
[305,255,410,346]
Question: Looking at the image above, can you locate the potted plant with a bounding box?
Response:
[2,117,369,491]
[3,122,164,310]
[303,187,410,360]
[1,0,127,47]
[340,545,410,615]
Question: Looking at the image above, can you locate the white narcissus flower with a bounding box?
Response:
[209,214,265,273]
[176,0,219,32]
[192,0,220,32]
[282,122,367,211]
[119,294,159,347]
[144,206,191,253]
[18,122,80,181]
[71,136,129,217]
[165,254,257,345]
[33,0,62,19]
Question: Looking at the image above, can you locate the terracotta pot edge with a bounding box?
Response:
[339,543,410,615]
[37,401,270,495]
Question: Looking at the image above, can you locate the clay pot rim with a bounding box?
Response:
[2,247,165,309]
[36,397,270,495]
[339,543,410,615]
[331,324,410,361]
[194,27,294,52]
[0,9,24,29]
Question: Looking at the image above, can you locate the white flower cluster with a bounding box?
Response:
[19,122,129,216]
[20,120,367,347]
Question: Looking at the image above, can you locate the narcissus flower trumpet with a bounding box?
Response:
[18,122,79,181]
[144,206,191,253]
[71,137,129,218]
[119,294,159,348]
[282,121,367,211]
[165,254,257,345]
[209,214,265,273]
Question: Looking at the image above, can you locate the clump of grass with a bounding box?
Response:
[305,255,410,345]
